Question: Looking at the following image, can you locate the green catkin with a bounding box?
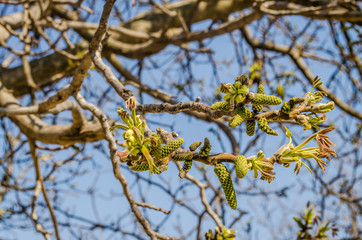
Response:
[210,101,230,111]
[199,146,211,157]
[281,97,297,114]
[235,155,248,178]
[258,118,278,135]
[228,107,251,128]
[214,163,237,209]
[189,141,202,151]
[245,107,252,118]
[150,145,162,159]
[160,138,184,158]
[246,120,256,136]
[281,102,291,114]
[199,138,211,157]
[131,163,150,172]
[251,93,282,105]
[252,103,263,112]
[257,84,265,94]
[252,84,265,113]
[173,153,193,161]
[182,160,193,173]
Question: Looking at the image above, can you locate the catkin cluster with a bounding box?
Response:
[210,74,283,135]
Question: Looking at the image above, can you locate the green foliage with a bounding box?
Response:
[249,150,276,183]
[275,127,337,179]
[205,226,236,240]
[294,203,338,239]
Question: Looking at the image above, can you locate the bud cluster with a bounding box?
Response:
[111,98,183,175]
[211,74,284,135]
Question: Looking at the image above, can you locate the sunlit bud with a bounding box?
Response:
[126,97,136,109]
[235,155,248,178]
[189,141,202,151]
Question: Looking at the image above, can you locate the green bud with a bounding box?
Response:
[311,102,335,113]
[237,85,249,94]
[235,155,248,178]
[124,129,134,139]
[214,163,237,210]
[235,74,249,85]
[235,94,245,103]
[199,138,211,157]
[224,93,232,101]
[117,107,125,115]
[189,141,202,151]
[220,83,232,93]
[296,115,312,130]
[173,153,193,161]
[309,114,327,125]
[233,81,241,89]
